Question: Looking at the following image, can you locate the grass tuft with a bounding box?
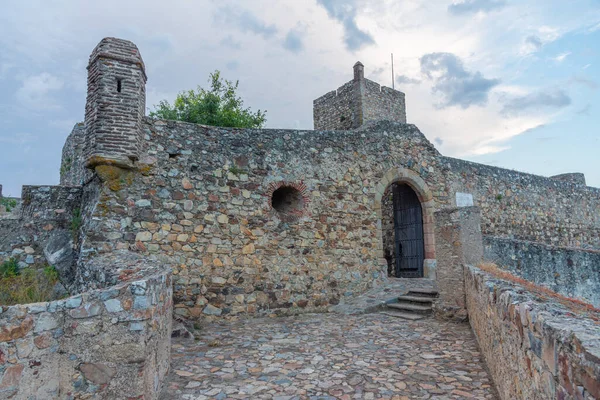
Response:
[0,260,62,306]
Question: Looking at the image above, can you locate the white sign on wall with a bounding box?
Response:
[456,192,474,207]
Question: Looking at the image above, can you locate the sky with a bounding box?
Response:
[0,0,599,197]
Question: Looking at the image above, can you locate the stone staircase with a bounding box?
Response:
[382,288,438,320]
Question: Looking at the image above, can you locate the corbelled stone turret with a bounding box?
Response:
[84,37,147,169]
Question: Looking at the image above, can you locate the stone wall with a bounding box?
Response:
[313,81,359,130]
[433,206,483,319]
[381,184,395,275]
[445,157,600,249]
[483,236,600,307]
[0,186,82,286]
[0,260,172,399]
[78,119,446,319]
[465,265,600,400]
[60,123,91,186]
[362,78,406,125]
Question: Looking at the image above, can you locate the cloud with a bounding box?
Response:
[502,89,571,115]
[226,61,239,70]
[283,28,304,53]
[396,75,421,85]
[220,35,242,50]
[15,72,63,110]
[215,7,277,40]
[576,103,591,115]
[568,76,598,89]
[434,137,444,146]
[448,0,506,15]
[420,52,500,108]
[552,52,571,62]
[316,0,375,51]
[521,35,543,54]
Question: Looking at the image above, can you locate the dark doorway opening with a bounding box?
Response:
[384,183,425,278]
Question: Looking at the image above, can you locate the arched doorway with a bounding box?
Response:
[374,167,436,279]
[389,184,424,277]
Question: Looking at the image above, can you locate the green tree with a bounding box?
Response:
[150,70,267,129]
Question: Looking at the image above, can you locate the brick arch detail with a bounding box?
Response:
[265,181,310,221]
[373,167,436,277]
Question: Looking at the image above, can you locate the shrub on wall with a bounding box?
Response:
[150,70,267,129]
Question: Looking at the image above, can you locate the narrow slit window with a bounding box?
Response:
[117,79,122,93]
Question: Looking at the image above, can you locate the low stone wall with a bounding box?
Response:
[483,236,600,307]
[465,265,600,400]
[0,266,172,399]
[433,206,483,319]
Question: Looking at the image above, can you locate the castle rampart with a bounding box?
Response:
[1,36,599,398]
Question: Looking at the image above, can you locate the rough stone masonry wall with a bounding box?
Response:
[381,184,395,275]
[313,81,360,130]
[362,78,406,125]
[76,119,449,319]
[465,265,600,400]
[433,206,483,319]
[0,260,172,399]
[60,123,92,186]
[445,157,600,249]
[483,236,600,307]
[0,186,82,286]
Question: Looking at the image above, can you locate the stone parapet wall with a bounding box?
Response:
[551,172,586,186]
[20,185,82,221]
[0,262,172,399]
[313,81,360,130]
[445,157,600,249]
[433,206,483,319]
[483,236,600,307]
[362,78,406,125]
[465,265,600,400]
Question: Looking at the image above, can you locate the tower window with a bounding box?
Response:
[117,79,122,93]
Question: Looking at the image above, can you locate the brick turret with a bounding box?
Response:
[84,37,147,169]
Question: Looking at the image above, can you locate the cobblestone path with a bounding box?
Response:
[161,313,497,399]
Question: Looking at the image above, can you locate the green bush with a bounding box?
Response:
[0,198,17,212]
[150,70,267,129]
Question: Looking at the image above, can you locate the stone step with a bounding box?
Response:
[407,288,439,297]
[387,302,432,313]
[381,310,426,320]
[397,295,435,303]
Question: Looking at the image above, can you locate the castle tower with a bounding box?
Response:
[84,37,147,169]
[313,62,406,130]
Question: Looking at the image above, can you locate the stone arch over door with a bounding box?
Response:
[374,167,436,278]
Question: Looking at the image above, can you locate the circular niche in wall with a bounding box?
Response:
[271,186,304,214]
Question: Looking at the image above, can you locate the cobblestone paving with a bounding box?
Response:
[161,313,497,399]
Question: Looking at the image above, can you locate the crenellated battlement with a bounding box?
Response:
[313,62,406,130]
